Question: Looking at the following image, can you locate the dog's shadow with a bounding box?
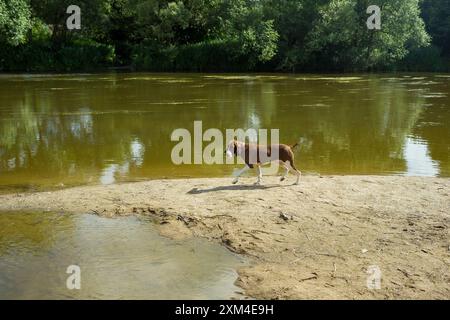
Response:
[187,183,288,194]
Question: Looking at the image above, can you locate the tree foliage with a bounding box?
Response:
[304,0,430,71]
[0,0,32,45]
[0,0,448,71]
[421,0,450,56]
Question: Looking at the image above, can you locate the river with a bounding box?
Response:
[1,73,448,193]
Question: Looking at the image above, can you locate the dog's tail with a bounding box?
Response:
[290,142,300,150]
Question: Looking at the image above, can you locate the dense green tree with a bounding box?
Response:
[0,0,32,45]
[130,0,278,69]
[130,0,220,45]
[217,0,279,66]
[263,0,328,71]
[303,0,430,71]
[104,0,140,64]
[1,0,448,71]
[421,0,450,56]
[29,0,112,42]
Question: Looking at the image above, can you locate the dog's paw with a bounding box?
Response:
[254,181,261,186]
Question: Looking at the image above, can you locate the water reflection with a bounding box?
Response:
[69,107,93,139]
[100,164,119,185]
[130,138,145,167]
[0,73,448,192]
[403,137,440,177]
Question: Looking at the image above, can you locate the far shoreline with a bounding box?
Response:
[1,71,449,77]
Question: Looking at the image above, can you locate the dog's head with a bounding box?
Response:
[225,140,239,158]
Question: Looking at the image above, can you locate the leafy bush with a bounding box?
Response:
[397,45,448,72]
[56,40,115,71]
[131,39,250,72]
[0,40,114,72]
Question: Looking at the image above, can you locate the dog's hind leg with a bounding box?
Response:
[280,162,289,182]
[286,161,301,185]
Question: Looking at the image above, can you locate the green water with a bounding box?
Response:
[0,73,449,193]
[0,212,246,299]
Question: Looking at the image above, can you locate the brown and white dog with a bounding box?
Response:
[225,140,301,185]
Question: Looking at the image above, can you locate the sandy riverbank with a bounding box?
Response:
[0,175,449,299]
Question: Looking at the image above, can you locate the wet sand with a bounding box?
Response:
[0,175,449,299]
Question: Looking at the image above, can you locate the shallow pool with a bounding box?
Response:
[0,211,246,299]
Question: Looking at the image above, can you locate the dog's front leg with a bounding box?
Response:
[232,165,250,184]
[255,165,262,185]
